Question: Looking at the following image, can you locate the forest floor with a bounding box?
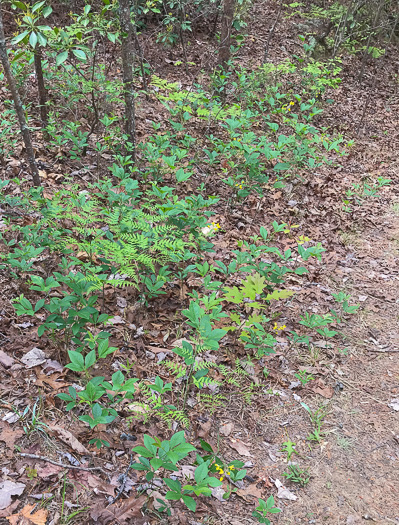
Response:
[0,0,399,524]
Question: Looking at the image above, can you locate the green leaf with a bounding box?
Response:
[176,168,192,182]
[169,430,185,449]
[164,478,181,493]
[12,30,29,44]
[72,48,87,61]
[34,298,45,312]
[165,491,181,501]
[132,445,154,458]
[265,289,295,301]
[194,462,208,484]
[273,162,291,171]
[42,6,52,17]
[85,350,96,369]
[181,495,196,512]
[56,51,68,66]
[13,1,27,10]
[29,31,38,48]
[32,1,45,13]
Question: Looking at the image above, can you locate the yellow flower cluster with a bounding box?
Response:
[273,323,286,331]
[281,101,296,112]
[214,463,235,481]
[209,221,221,231]
[235,180,244,190]
[233,137,241,141]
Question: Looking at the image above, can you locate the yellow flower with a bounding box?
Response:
[290,101,295,105]
[219,476,224,481]
[239,185,242,189]
[229,465,235,470]
[227,471,231,475]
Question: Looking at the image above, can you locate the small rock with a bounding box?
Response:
[145,351,155,360]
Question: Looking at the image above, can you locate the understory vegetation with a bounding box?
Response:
[0,0,396,522]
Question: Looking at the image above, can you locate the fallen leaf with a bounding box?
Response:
[198,420,212,439]
[90,494,147,524]
[388,398,399,411]
[0,481,25,510]
[236,483,263,501]
[0,501,19,519]
[21,348,46,368]
[7,504,48,525]
[274,478,297,500]
[0,351,15,368]
[220,422,234,437]
[0,422,24,452]
[309,379,334,399]
[35,372,69,390]
[229,440,252,457]
[34,463,63,479]
[49,425,89,454]
[211,485,226,502]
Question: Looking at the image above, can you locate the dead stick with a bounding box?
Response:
[367,348,399,353]
[19,453,108,475]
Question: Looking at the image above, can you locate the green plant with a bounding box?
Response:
[294,369,314,385]
[342,176,391,212]
[302,402,327,443]
[252,495,281,524]
[130,431,222,512]
[283,464,310,486]
[281,439,298,460]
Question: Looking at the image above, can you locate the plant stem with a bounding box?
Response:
[0,6,41,186]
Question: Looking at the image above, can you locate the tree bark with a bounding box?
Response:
[119,0,136,161]
[33,47,49,135]
[218,0,235,70]
[0,6,40,186]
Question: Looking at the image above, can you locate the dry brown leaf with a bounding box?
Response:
[309,379,334,399]
[229,439,252,457]
[49,425,89,454]
[0,422,24,452]
[236,483,263,501]
[90,494,147,524]
[7,504,48,525]
[0,481,25,510]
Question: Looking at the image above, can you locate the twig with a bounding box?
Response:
[19,453,108,475]
[367,348,399,353]
[109,453,134,505]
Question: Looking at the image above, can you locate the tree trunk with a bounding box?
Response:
[0,7,40,186]
[119,0,136,162]
[33,47,49,135]
[218,0,235,70]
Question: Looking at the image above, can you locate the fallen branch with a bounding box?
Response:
[19,453,108,475]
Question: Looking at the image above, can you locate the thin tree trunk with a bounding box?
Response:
[119,0,136,161]
[33,47,48,135]
[263,0,283,63]
[358,0,384,83]
[0,7,40,186]
[218,0,235,70]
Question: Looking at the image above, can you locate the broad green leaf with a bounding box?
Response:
[72,48,87,61]
[29,31,38,48]
[56,51,68,66]
[12,30,29,44]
